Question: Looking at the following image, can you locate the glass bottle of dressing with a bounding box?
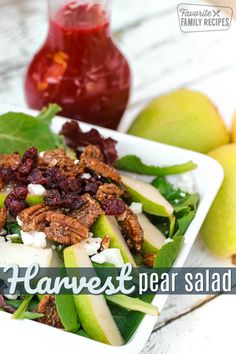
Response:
[25,0,131,129]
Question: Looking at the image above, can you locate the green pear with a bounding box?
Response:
[201,144,236,258]
[63,244,124,346]
[128,89,229,153]
[121,175,173,217]
[92,215,136,266]
[137,213,166,253]
[0,242,52,267]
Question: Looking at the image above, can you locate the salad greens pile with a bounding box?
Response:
[0,105,199,344]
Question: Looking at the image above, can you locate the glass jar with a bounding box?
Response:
[25,0,131,129]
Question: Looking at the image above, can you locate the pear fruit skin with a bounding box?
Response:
[201,144,236,258]
[231,112,236,142]
[128,89,230,153]
[64,244,124,346]
[137,214,166,253]
[92,215,136,266]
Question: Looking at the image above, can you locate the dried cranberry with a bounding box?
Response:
[17,159,33,175]
[61,192,84,209]
[101,198,126,215]
[27,168,48,185]
[22,147,38,165]
[45,168,65,189]
[45,189,61,206]
[60,177,81,193]
[0,167,15,182]
[82,181,99,195]
[4,186,28,217]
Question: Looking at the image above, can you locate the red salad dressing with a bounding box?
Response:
[25,2,131,129]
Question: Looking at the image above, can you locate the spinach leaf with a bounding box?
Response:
[153,235,184,269]
[5,222,21,236]
[0,105,62,154]
[115,155,197,176]
[55,294,80,332]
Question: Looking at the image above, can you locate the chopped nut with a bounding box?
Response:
[96,183,124,202]
[37,295,63,328]
[100,235,111,251]
[71,194,104,228]
[0,153,21,170]
[0,179,4,191]
[80,157,121,183]
[45,212,89,244]
[38,149,83,176]
[19,204,52,232]
[0,207,7,229]
[120,207,144,253]
[142,253,155,267]
[80,145,104,161]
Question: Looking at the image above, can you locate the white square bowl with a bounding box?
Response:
[0,111,224,354]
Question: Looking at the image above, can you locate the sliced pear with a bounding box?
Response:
[92,215,136,266]
[121,175,173,217]
[64,244,124,346]
[138,214,166,253]
[0,242,52,267]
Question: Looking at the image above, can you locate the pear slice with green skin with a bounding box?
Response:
[105,294,159,316]
[121,175,173,217]
[0,242,52,267]
[64,244,124,346]
[0,194,44,207]
[137,213,166,254]
[92,215,136,266]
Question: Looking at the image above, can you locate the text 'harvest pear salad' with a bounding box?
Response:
[0,105,199,345]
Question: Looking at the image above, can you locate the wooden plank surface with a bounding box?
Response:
[0,0,235,353]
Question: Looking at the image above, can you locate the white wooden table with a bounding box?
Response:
[0,0,236,353]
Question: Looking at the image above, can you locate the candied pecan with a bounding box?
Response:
[37,295,63,329]
[4,186,28,217]
[100,235,111,251]
[45,212,88,244]
[80,145,104,161]
[101,198,126,215]
[0,179,4,191]
[142,253,155,268]
[96,183,124,202]
[0,153,21,171]
[39,149,83,176]
[120,207,144,253]
[71,193,104,228]
[19,204,52,232]
[80,157,121,183]
[0,207,7,229]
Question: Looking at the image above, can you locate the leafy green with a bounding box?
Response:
[5,222,21,236]
[55,294,80,332]
[18,311,44,320]
[12,294,33,319]
[153,235,184,269]
[0,104,62,154]
[115,155,197,176]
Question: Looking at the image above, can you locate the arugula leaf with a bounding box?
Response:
[0,105,61,154]
[115,155,197,176]
[36,103,61,123]
[153,235,184,269]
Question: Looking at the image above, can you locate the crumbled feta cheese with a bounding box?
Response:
[82,238,102,256]
[0,236,5,242]
[21,230,47,249]
[91,249,125,267]
[74,159,80,165]
[4,294,18,300]
[28,183,46,196]
[0,228,7,236]
[16,216,23,227]
[167,173,196,194]
[39,151,45,158]
[130,202,142,215]
[81,173,91,179]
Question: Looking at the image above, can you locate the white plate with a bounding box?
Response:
[0,108,224,354]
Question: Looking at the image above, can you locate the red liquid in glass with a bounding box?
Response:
[25,3,131,129]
